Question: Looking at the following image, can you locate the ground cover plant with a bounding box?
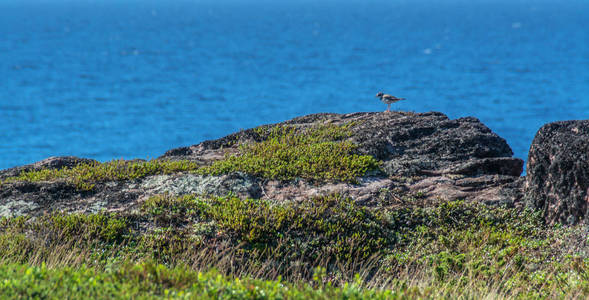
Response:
[0,193,587,299]
[2,123,380,191]
[0,262,398,299]
[0,123,587,298]
[199,124,380,183]
[1,159,200,191]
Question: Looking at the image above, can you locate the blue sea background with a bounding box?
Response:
[1,0,588,171]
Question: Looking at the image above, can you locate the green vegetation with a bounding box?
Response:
[0,262,394,299]
[0,194,587,298]
[0,212,131,265]
[138,193,392,263]
[2,123,380,191]
[0,123,587,298]
[206,194,392,261]
[2,159,200,190]
[199,124,380,183]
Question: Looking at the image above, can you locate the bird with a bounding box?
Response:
[376,92,405,112]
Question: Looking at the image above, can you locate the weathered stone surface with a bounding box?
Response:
[253,174,523,209]
[257,177,399,206]
[137,172,261,199]
[0,111,525,217]
[0,180,90,217]
[410,175,524,206]
[160,112,524,207]
[0,172,262,217]
[525,120,589,225]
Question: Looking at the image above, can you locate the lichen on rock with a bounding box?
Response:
[139,172,261,199]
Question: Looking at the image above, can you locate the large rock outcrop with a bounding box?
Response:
[164,112,524,206]
[162,112,521,177]
[0,112,525,217]
[525,120,589,225]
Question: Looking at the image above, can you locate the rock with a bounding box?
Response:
[410,174,524,206]
[345,113,519,175]
[258,176,399,206]
[163,112,523,206]
[162,112,523,177]
[0,180,89,217]
[0,172,262,217]
[0,111,525,217]
[138,172,261,199]
[525,120,589,225]
[435,157,524,177]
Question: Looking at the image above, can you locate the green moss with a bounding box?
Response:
[199,124,380,183]
[0,233,36,264]
[378,201,586,294]
[3,159,200,191]
[388,200,543,235]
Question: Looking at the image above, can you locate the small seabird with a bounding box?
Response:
[376,92,405,112]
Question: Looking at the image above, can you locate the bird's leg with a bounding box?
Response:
[386,103,391,112]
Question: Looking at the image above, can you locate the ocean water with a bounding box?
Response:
[1,0,588,170]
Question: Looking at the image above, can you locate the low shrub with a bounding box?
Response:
[3,159,200,190]
[199,124,380,183]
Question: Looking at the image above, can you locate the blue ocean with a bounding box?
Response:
[1,0,588,170]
